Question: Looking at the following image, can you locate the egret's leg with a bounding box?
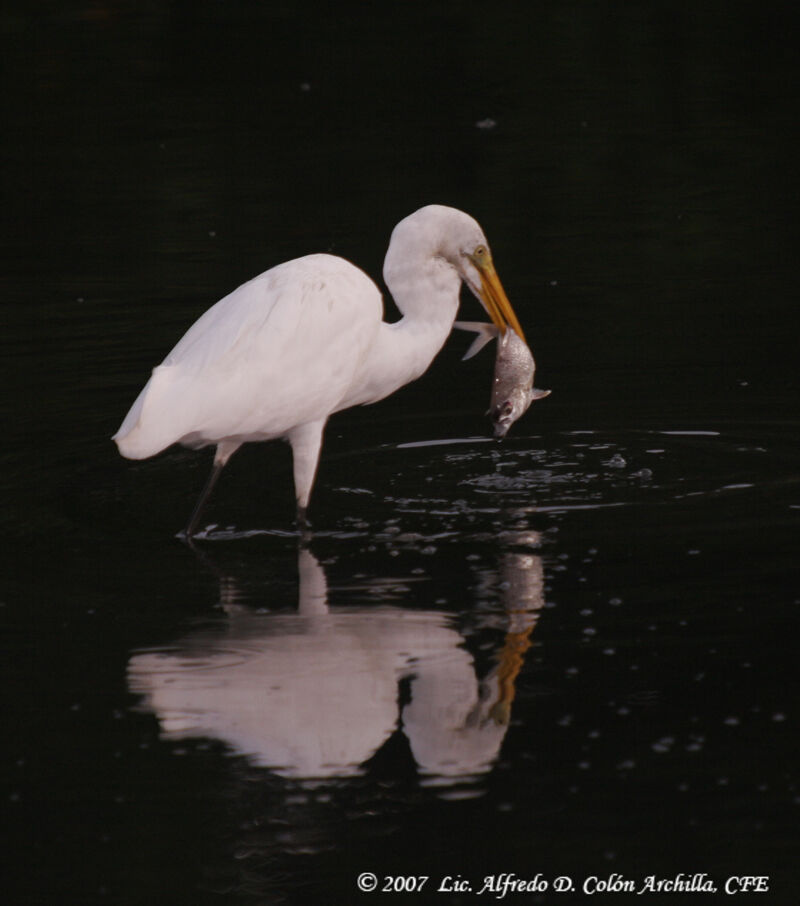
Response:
[288,419,326,528]
[185,462,224,538]
[296,505,310,530]
[184,441,240,538]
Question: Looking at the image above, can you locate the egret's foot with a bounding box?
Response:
[177,526,201,547]
[296,506,313,543]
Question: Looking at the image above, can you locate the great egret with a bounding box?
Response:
[114,204,525,536]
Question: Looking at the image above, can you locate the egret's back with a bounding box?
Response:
[114,254,382,459]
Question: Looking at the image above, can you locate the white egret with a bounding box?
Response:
[114,205,525,536]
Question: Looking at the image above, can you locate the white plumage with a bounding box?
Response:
[114,205,524,535]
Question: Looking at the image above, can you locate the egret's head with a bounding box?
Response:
[384,205,525,340]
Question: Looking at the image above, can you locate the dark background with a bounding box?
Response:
[2,2,798,904]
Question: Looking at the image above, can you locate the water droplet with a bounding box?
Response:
[652,736,675,753]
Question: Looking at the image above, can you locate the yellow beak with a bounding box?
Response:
[473,256,526,342]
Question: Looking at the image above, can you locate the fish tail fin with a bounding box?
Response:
[453,321,500,360]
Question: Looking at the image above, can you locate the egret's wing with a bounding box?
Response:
[115,254,382,457]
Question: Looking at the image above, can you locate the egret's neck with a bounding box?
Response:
[339,257,462,409]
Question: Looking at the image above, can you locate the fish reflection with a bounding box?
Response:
[128,541,545,786]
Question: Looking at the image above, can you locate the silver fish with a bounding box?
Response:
[455,321,551,438]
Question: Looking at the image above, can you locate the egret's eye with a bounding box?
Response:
[467,245,490,269]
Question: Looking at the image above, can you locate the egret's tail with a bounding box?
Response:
[113,367,181,460]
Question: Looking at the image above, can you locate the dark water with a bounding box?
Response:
[2,2,799,904]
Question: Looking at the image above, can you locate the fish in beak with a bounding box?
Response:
[454,321,550,438]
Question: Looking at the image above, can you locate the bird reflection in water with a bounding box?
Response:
[128,539,545,788]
